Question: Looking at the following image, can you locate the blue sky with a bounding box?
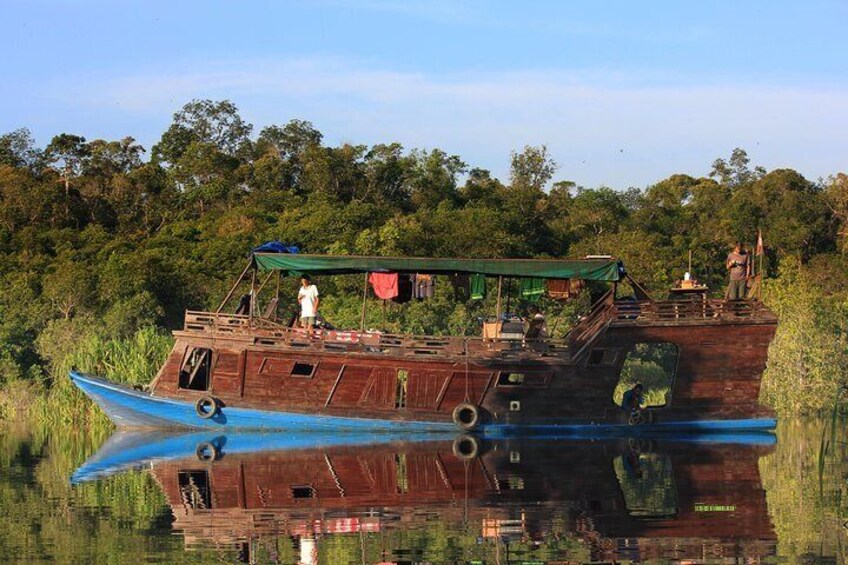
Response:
[2,0,847,188]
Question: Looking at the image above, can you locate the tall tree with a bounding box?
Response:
[709,147,765,187]
[153,99,253,163]
[509,145,557,192]
[0,128,41,170]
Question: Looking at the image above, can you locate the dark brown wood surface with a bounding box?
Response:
[150,300,777,426]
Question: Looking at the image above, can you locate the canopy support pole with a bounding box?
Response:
[255,271,275,296]
[495,276,503,320]
[360,272,369,332]
[504,278,512,317]
[216,259,253,314]
[275,270,281,303]
[249,266,257,324]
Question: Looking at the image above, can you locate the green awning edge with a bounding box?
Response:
[253,253,623,282]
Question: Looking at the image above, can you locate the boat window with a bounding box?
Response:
[613,453,678,518]
[395,369,409,408]
[291,362,316,378]
[291,485,315,499]
[179,348,211,391]
[497,372,525,386]
[588,348,619,366]
[612,342,678,407]
[495,371,550,388]
[178,470,212,510]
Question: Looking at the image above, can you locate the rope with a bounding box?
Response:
[463,338,471,403]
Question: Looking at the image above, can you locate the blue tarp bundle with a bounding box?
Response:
[252,241,300,254]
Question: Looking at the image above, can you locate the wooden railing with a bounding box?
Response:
[182,311,576,362]
[609,298,775,325]
[567,290,616,359]
[182,298,773,364]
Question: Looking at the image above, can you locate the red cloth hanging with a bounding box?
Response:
[368,273,399,299]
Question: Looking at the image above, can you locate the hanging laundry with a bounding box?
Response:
[470,273,486,300]
[569,279,585,296]
[545,279,585,300]
[450,274,471,301]
[392,274,414,304]
[368,272,398,299]
[546,279,571,300]
[413,273,435,300]
[520,278,545,302]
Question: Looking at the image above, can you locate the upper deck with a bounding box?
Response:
[177,295,776,365]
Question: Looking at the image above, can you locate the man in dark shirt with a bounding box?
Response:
[621,383,644,413]
[725,241,751,300]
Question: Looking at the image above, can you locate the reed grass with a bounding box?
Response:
[29,327,173,429]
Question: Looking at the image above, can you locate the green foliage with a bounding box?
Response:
[761,258,848,415]
[32,326,174,427]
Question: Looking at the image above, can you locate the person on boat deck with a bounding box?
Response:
[525,305,548,339]
[297,275,319,334]
[621,383,645,413]
[725,241,751,300]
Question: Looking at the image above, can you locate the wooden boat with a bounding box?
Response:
[70,251,779,433]
[72,431,777,562]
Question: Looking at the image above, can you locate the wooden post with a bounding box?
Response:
[360,272,369,332]
[255,271,275,295]
[495,276,503,320]
[216,259,253,313]
[275,270,281,302]
[249,266,257,323]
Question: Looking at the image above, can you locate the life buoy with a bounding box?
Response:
[195,441,219,462]
[452,434,480,460]
[628,410,645,425]
[195,396,219,419]
[452,403,481,431]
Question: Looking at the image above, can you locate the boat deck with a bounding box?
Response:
[176,296,776,365]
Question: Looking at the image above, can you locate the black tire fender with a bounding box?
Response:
[195,396,219,419]
[452,403,481,431]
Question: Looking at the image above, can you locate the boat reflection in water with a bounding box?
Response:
[73,431,777,564]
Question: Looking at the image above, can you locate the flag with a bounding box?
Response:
[755,229,764,256]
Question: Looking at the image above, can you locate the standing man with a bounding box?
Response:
[725,241,751,300]
[298,274,319,334]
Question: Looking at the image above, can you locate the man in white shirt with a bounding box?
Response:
[297,275,320,334]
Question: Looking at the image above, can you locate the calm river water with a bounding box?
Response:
[0,419,845,564]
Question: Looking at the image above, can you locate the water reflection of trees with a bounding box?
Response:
[759,418,848,564]
[0,419,846,562]
[613,452,678,518]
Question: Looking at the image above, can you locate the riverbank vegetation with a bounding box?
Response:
[0,99,846,422]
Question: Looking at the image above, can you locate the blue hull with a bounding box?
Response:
[71,427,776,484]
[70,371,776,434]
[70,429,450,483]
[70,371,456,433]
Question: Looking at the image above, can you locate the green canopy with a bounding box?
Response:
[253,253,622,281]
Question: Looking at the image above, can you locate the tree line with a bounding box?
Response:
[0,99,846,412]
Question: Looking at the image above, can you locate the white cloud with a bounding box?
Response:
[49,57,848,187]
